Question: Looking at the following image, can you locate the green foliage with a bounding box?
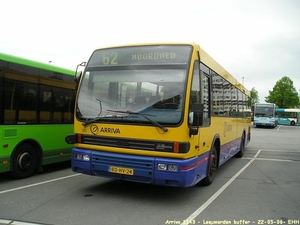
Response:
[250,87,259,106]
[265,76,300,108]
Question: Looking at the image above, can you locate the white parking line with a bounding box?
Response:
[0,174,81,195]
[246,149,300,153]
[243,157,298,162]
[180,150,261,225]
[0,218,47,225]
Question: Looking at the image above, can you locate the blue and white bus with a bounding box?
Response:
[276,108,300,126]
[253,103,278,128]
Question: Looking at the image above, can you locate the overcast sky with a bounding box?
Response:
[1,0,300,103]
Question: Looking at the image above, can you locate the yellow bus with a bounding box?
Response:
[66,43,251,187]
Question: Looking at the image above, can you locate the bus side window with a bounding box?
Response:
[200,63,211,126]
[190,61,201,103]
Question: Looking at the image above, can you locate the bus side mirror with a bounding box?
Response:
[75,62,86,89]
[193,103,203,126]
[74,71,82,90]
[189,103,204,136]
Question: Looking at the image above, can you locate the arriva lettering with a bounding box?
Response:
[100,127,121,134]
[131,52,176,61]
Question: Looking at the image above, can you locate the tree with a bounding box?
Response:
[265,76,300,108]
[298,89,300,107]
[250,87,259,106]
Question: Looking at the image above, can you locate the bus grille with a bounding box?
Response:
[4,129,17,138]
[84,135,155,150]
[80,135,190,153]
[91,152,154,183]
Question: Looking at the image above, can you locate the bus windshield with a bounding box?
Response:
[254,106,275,117]
[77,45,192,125]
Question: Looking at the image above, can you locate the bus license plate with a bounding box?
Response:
[110,166,134,175]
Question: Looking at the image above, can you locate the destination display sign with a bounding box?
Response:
[87,45,192,67]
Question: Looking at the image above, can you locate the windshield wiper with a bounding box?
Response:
[107,110,168,133]
[82,114,125,126]
[81,98,104,126]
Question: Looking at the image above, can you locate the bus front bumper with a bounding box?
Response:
[254,122,276,127]
[71,148,210,188]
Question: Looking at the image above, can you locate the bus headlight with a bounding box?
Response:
[168,165,178,171]
[158,163,167,170]
[75,153,90,161]
[157,163,178,172]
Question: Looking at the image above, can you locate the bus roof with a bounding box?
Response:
[255,103,277,107]
[0,52,75,76]
[197,45,250,96]
[93,42,250,96]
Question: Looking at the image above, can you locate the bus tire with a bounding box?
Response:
[11,143,38,179]
[236,133,245,158]
[202,145,218,186]
[291,121,295,126]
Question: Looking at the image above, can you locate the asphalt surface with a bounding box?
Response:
[0,124,299,225]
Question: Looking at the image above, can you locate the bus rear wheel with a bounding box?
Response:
[235,133,245,158]
[291,121,295,126]
[11,143,38,179]
[202,145,218,186]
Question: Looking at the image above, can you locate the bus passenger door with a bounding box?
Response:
[189,61,211,156]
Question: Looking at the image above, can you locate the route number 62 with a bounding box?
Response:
[102,53,118,65]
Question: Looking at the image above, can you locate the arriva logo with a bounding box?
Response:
[100,127,121,134]
[90,124,121,135]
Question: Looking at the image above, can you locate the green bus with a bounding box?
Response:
[0,52,76,178]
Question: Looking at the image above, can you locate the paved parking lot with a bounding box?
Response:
[0,125,299,225]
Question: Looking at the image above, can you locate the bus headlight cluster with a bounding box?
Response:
[75,153,90,161]
[157,163,178,172]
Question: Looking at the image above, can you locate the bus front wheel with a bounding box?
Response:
[11,143,38,179]
[202,145,218,186]
[291,121,295,126]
